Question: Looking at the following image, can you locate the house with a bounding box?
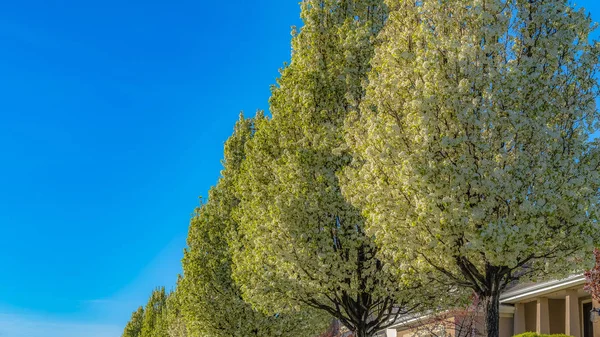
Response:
[381,274,599,337]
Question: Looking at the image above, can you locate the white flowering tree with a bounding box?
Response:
[140,287,168,337]
[165,282,187,337]
[231,1,434,337]
[122,306,144,337]
[180,114,328,337]
[344,1,600,337]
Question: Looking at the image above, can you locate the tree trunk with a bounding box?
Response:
[483,290,500,337]
[354,328,369,337]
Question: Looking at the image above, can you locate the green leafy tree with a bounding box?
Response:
[165,283,188,337]
[232,1,431,336]
[141,287,168,337]
[122,306,144,337]
[344,1,600,337]
[180,114,328,337]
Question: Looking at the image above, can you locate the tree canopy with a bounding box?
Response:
[140,287,168,337]
[179,114,328,337]
[123,306,144,337]
[165,282,188,337]
[343,0,600,336]
[231,1,432,336]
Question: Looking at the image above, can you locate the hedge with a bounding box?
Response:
[513,333,572,337]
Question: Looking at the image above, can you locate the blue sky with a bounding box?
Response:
[0,1,599,336]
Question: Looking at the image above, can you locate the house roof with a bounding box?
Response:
[500,273,586,304]
[380,273,589,333]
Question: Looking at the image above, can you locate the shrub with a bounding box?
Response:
[513,333,572,337]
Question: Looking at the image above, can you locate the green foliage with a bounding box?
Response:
[165,285,187,337]
[140,287,168,337]
[179,114,327,337]
[122,306,144,337]
[122,286,188,337]
[231,1,432,337]
[345,0,600,336]
[513,333,572,337]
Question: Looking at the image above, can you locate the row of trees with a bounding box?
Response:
[124,0,600,337]
[122,287,187,337]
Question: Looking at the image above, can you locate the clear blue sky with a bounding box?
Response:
[0,1,599,336]
[0,1,301,336]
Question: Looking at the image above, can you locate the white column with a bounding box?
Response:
[537,297,550,334]
[514,303,526,335]
[386,328,398,337]
[565,290,581,337]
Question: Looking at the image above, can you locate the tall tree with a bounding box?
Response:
[180,114,327,337]
[141,287,168,337]
[232,1,432,336]
[344,1,600,337]
[165,283,188,337]
[123,306,144,337]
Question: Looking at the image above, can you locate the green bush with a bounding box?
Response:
[513,333,572,337]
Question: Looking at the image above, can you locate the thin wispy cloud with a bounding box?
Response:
[0,236,185,337]
[0,313,121,337]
